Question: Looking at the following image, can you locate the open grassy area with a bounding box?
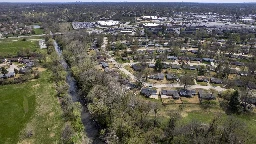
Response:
[0,80,36,143]
[33,28,44,35]
[0,40,39,57]
[0,70,64,144]
[197,81,208,86]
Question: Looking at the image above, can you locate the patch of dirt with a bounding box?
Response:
[49,112,54,117]
[32,84,40,87]
[180,112,188,117]
[37,67,46,72]
[50,133,55,138]
[18,139,35,144]
[181,96,200,104]
[184,106,201,112]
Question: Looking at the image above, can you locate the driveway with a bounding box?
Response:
[0,63,18,73]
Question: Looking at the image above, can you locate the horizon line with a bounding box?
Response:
[0,2,255,3]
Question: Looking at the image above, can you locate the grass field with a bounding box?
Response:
[0,70,64,144]
[33,28,44,35]
[0,40,39,56]
[0,80,36,143]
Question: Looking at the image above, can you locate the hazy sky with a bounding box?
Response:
[0,0,254,3]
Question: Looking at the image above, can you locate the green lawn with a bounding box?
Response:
[0,40,39,57]
[197,82,208,86]
[33,28,44,35]
[0,80,36,144]
[180,110,216,124]
[0,71,64,144]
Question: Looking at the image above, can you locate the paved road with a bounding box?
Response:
[121,60,208,67]
[0,32,63,40]
[143,83,226,92]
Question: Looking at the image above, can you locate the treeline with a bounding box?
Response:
[45,40,85,144]
[55,31,252,143]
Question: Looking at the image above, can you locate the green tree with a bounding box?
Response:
[198,65,206,76]
[172,47,180,57]
[143,68,152,81]
[14,68,19,75]
[180,73,194,89]
[154,59,163,72]
[1,67,8,76]
[228,90,242,114]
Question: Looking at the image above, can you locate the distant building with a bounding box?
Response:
[39,40,47,49]
[32,25,41,29]
[97,20,120,26]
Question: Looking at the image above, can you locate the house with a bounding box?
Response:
[132,64,143,71]
[166,74,179,81]
[198,90,216,100]
[21,59,31,64]
[19,67,30,74]
[161,90,180,99]
[26,62,34,68]
[0,59,5,63]
[0,74,5,79]
[6,72,15,78]
[202,58,215,62]
[101,62,109,69]
[230,62,244,66]
[126,83,138,90]
[8,58,19,62]
[148,63,155,68]
[171,64,181,69]
[190,50,198,54]
[162,63,170,69]
[230,69,238,74]
[179,89,196,98]
[140,88,158,98]
[242,97,256,105]
[190,57,201,62]
[149,73,165,80]
[197,76,208,82]
[189,65,197,70]
[104,67,110,72]
[167,56,178,60]
[182,65,197,70]
[248,81,256,89]
[156,49,165,53]
[210,78,223,84]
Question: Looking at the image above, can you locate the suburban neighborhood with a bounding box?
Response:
[1,2,256,144]
[68,13,256,108]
